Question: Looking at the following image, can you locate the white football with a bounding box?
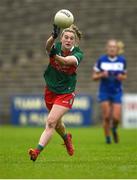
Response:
[54,9,74,29]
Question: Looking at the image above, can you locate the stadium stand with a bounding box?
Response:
[0,0,137,123]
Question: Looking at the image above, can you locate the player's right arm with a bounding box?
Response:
[45,36,55,53]
[92,58,108,81]
[45,24,60,53]
[92,71,108,81]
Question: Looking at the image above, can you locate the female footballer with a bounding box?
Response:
[29,24,83,161]
[92,39,127,144]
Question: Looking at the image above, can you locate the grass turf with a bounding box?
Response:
[0,126,137,179]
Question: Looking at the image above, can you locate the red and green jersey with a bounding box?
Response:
[44,42,84,94]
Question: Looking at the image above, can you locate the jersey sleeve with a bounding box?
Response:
[73,50,84,66]
[93,58,101,72]
[123,58,127,73]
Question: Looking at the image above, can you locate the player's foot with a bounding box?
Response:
[106,140,111,144]
[63,133,74,156]
[112,130,119,143]
[28,148,40,161]
[105,136,111,144]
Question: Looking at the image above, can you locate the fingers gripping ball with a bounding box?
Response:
[54,9,74,29]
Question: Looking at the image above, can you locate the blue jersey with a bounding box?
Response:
[94,55,127,94]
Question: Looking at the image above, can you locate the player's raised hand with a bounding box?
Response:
[52,24,60,39]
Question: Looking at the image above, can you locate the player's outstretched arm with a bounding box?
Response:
[45,24,60,53]
[45,36,55,53]
[55,55,78,66]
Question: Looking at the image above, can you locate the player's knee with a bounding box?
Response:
[47,121,56,129]
[55,123,60,130]
[103,116,110,123]
[47,116,57,129]
[112,113,120,122]
[102,111,110,121]
[56,121,64,130]
[113,117,119,124]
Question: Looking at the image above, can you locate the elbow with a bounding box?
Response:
[45,45,50,54]
[123,73,127,80]
[92,77,97,81]
[124,75,127,80]
[92,74,97,81]
[92,76,95,81]
[45,46,48,52]
[45,42,48,51]
[125,73,127,78]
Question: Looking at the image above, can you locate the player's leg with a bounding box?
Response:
[38,104,69,146]
[54,93,75,155]
[111,92,122,143]
[111,103,121,143]
[55,119,66,139]
[101,101,112,144]
[55,119,74,156]
[29,104,69,161]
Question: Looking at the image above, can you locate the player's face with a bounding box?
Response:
[61,32,76,50]
[106,41,119,57]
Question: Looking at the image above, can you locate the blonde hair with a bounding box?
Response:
[61,24,82,46]
[61,28,77,39]
[117,40,125,54]
[70,24,82,40]
[106,39,125,55]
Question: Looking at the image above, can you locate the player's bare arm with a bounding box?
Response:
[45,36,55,53]
[55,55,78,66]
[117,73,127,81]
[45,24,60,53]
[92,71,109,81]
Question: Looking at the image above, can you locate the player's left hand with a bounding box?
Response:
[51,24,60,39]
[116,74,124,81]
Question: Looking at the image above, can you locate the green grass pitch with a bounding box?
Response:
[0,126,137,179]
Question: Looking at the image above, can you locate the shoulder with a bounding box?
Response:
[72,46,84,62]
[118,55,126,60]
[93,55,106,71]
[72,46,83,55]
[117,55,127,62]
[97,54,108,62]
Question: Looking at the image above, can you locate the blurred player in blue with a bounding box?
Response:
[92,39,127,144]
